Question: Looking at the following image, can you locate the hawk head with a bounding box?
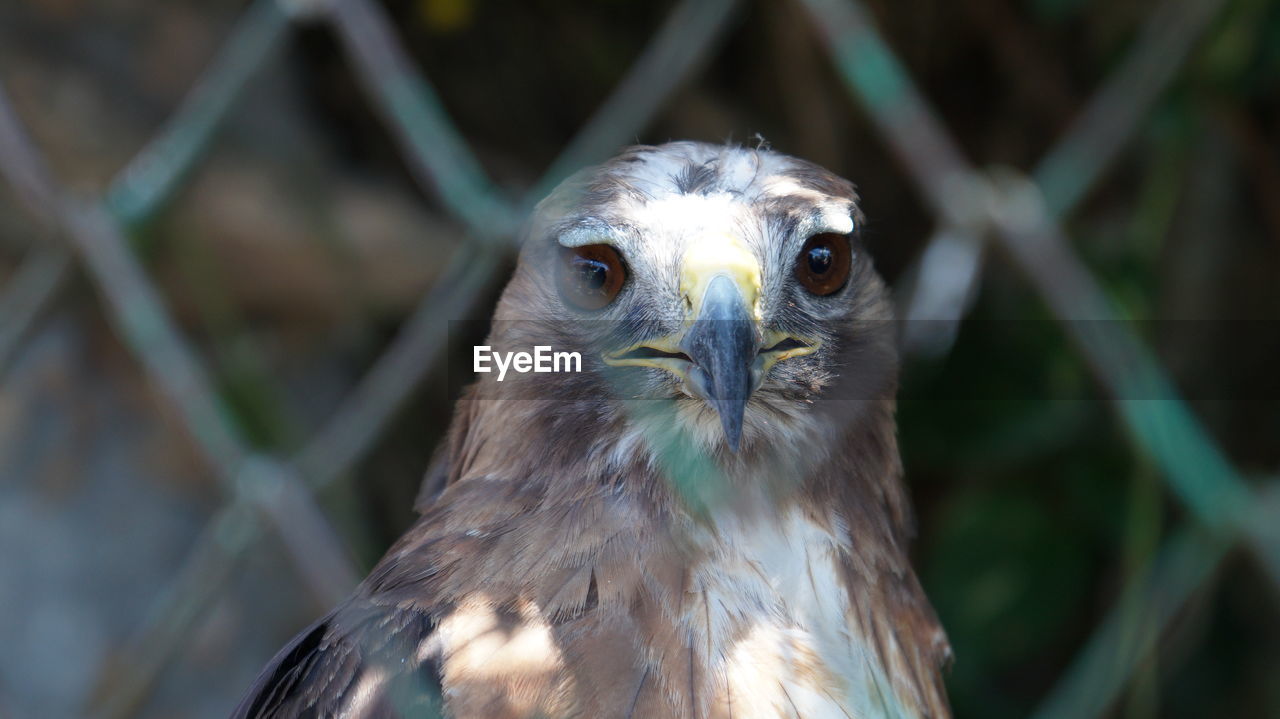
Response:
[488,141,896,464]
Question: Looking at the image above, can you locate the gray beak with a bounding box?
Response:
[680,274,761,451]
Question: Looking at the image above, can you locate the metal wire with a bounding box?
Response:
[800,0,1259,532]
[0,0,1271,717]
[105,0,291,229]
[899,0,1231,356]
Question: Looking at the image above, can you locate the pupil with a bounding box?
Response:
[807,246,833,274]
[575,258,609,291]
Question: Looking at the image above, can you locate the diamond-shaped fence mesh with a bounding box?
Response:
[0,0,1274,717]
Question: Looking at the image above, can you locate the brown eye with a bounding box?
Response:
[557,244,627,311]
[795,232,852,296]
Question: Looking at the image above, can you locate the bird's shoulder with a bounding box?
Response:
[231,601,444,719]
[233,476,649,718]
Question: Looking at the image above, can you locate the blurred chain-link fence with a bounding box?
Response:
[0,0,1275,717]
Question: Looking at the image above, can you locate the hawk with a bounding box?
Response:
[233,142,951,718]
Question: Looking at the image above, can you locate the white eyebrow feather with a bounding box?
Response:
[796,207,855,239]
[762,177,856,238]
[556,222,633,248]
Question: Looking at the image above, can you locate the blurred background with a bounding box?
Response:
[0,0,1277,717]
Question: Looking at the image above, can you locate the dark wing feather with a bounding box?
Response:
[231,604,444,719]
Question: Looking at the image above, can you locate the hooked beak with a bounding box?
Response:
[680,274,757,450]
[604,235,818,451]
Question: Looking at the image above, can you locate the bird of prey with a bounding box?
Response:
[234,142,951,719]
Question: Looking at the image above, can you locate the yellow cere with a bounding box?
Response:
[679,233,763,322]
